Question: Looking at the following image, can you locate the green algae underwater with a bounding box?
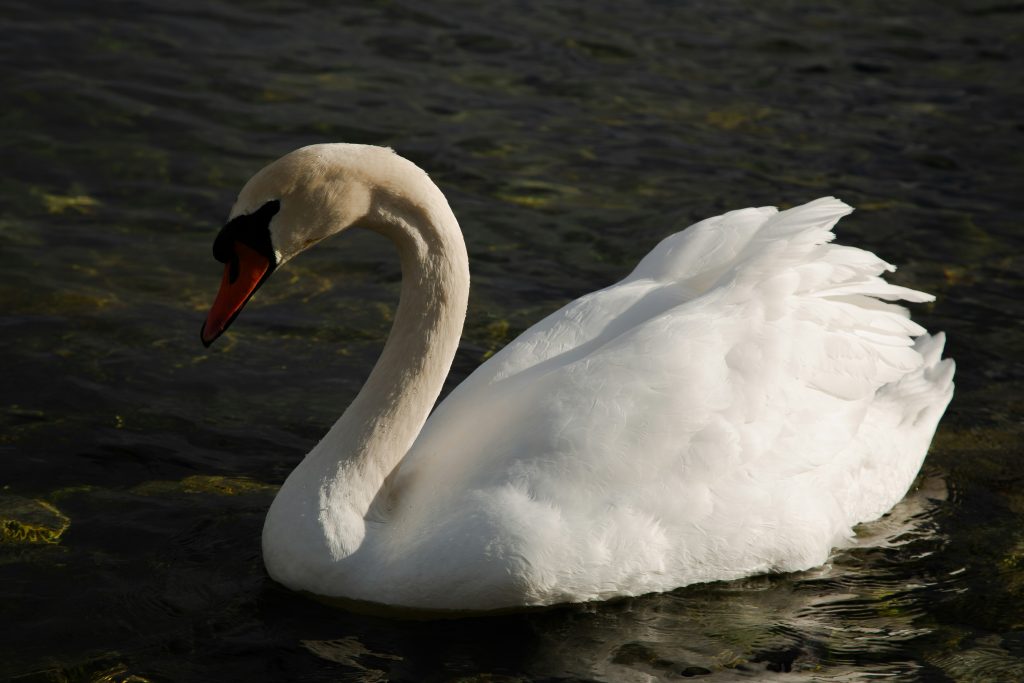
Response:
[3,0,1023,680]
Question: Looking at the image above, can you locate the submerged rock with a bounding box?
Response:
[0,495,70,544]
[131,474,278,497]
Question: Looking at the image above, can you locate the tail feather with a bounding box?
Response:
[916,330,949,368]
[759,196,853,242]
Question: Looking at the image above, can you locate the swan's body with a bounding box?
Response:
[201,144,954,612]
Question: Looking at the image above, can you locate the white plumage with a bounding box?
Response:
[208,145,954,612]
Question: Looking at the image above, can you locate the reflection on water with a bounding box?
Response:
[2,0,1023,680]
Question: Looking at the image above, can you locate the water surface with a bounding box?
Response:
[2,0,1023,680]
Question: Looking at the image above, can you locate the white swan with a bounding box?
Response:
[201,144,954,612]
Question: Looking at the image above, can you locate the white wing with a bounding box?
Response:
[376,197,953,607]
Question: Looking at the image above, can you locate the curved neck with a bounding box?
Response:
[325,188,470,493]
[267,177,469,565]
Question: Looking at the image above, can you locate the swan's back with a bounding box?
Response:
[363,198,953,609]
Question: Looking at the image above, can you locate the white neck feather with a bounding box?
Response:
[262,154,469,574]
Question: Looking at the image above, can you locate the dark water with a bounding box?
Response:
[2,0,1022,680]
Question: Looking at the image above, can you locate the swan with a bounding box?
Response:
[200,143,954,612]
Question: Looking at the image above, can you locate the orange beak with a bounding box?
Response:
[201,241,272,347]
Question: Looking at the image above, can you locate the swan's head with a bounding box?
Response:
[201,144,385,346]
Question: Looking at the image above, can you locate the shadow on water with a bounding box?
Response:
[2,0,1023,680]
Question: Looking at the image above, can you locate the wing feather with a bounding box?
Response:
[385,197,951,601]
